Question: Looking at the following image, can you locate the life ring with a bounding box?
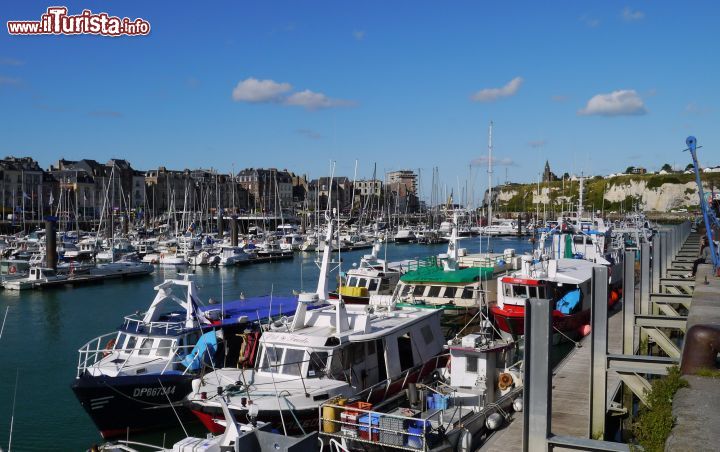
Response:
[8,265,17,274]
[498,372,514,391]
[103,339,117,357]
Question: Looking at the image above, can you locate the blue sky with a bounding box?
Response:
[1,1,718,202]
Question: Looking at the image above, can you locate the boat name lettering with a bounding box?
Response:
[132,386,176,397]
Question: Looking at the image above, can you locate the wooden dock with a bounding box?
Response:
[482,308,624,451]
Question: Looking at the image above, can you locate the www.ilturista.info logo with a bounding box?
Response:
[7,6,151,36]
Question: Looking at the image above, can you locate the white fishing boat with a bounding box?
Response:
[329,242,405,304]
[319,321,523,451]
[186,219,447,435]
[482,219,519,236]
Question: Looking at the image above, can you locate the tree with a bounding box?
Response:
[686,163,695,171]
[625,166,635,174]
[661,163,673,172]
[562,172,570,180]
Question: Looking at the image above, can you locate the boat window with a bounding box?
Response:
[427,286,441,297]
[379,279,391,291]
[461,287,474,299]
[138,338,154,356]
[282,348,305,376]
[260,346,284,373]
[420,325,434,345]
[366,341,376,356]
[307,351,328,378]
[400,285,412,297]
[156,339,173,357]
[347,276,356,287]
[466,356,478,373]
[412,285,426,296]
[528,286,547,299]
[353,343,365,364]
[358,278,368,288]
[397,333,414,372]
[443,287,457,298]
[126,336,137,351]
[368,279,379,292]
[115,333,127,350]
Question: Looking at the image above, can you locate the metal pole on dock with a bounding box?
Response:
[231,216,238,247]
[590,265,609,438]
[523,297,552,452]
[623,251,636,355]
[652,235,661,294]
[640,242,651,316]
[45,216,57,270]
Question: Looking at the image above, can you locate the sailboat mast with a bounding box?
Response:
[487,121,493,225]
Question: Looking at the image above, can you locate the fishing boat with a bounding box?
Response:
[483,219,520,236]
[318,321,523,451]
[72,274,304,438]
[390,216,494,335]
[185,219,447,435]
[489,250,598,337]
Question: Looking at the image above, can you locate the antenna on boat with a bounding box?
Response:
[0,306,9,341]
[8,369,18,452]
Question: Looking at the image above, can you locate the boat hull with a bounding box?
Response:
[71,372,195,439]
[490,303,590,336]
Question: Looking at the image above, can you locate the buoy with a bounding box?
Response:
[512,397,524,412]
[486,412,504,430]
[579,324,592,337]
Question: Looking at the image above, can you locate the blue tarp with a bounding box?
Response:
[182,330,217,371]
[198,295,306,324]
[556,289,581,315]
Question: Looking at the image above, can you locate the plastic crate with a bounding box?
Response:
[379,430,404,446]
[379,415,405,431]
[344,401,373,414]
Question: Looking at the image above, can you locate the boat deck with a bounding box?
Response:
[481,307,623,451]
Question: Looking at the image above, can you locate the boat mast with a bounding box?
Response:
[487,121,493,226]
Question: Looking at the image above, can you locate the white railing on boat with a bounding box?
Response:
[121,315,187,335]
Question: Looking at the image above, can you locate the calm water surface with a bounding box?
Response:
[0,237,532,450]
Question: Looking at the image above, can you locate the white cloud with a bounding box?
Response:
[231,77,353,111]
[528,139,547,148]
[353,30,366,41]
[471,77,523,102]
[284,89,353,110]
[232,78,292,103]
[622,7,645,22]
[470,155,517,167]
[578,90,647,116]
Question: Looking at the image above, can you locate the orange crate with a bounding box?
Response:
[344,401,372,414]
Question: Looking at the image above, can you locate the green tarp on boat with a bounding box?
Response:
[400,260,494,284]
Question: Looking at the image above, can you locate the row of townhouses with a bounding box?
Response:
[0,156,420,218]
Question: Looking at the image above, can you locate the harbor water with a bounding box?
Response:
[0,238,533,450]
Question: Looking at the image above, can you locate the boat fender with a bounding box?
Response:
[8,265,16,274]
[458,428,472,452]
[498,372,513,391]
[103,339,116,357]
